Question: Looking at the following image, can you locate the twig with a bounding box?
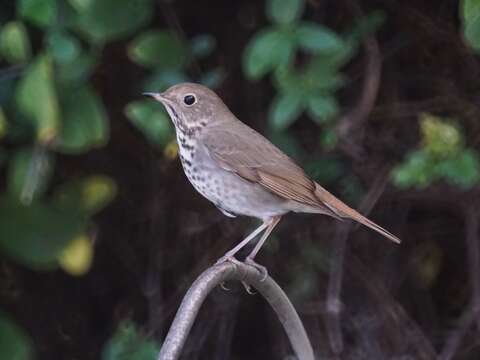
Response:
[465,207,480,331]
[336,37,382,161]
[157,261,314,360]
[438,304,478,360]
[438,206,480,359]
[325,170,390,355]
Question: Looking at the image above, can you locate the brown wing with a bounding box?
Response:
[201,121,401,244]
[201,121,342,218]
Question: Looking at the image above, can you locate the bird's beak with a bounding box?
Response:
[143,92,164,101]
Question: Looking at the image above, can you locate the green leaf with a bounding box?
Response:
[391,150,436,189]
[18,0,56,28]
[463,0,480,22]
[55,86,109,154]
[102,321,159,360]
[307,95,339,123]
[462,0,480,51]
[125,99,174,147]
[346,11,385,44]
[420,113,462,158]
[68,0,90,12]
[464,17,480,51]
[243,28,295,79]
[305,56,348,86]
[273,67,305,93]
[269,92,304,130]
[7,147,54,204]
[435,150,480,189]
[46,31,81,63]
[15,54,60,143]
[75,0,153,44]
[319,128,337,150]
[0,21,31,64]
[54,175,117,215]
[0,312,33,360]
[296,22,344,53]
[55,50,96,86]
[190,34,216,59]
[267,0,304,25]
[0,107,8,139]
[0,198,86,269]
[128,30,187,69]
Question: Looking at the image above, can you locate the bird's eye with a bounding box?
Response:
[183,94,196,106]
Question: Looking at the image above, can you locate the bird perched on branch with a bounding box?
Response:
[145,83,400,277]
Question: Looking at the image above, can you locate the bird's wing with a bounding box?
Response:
[201,122,342,218]
[201,122,401,244]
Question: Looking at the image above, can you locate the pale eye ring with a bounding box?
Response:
[183,94,196,106]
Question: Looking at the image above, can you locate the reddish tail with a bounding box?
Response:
[314,183,401,244]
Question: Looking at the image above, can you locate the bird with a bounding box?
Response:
[145,83,400,277]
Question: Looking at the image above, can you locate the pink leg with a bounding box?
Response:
[245,216,282,280]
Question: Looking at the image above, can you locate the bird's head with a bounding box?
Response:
[145,82,228,135]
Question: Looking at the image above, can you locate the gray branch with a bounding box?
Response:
[157,261,314,360]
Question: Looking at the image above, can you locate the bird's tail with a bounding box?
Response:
[314,182,401,244]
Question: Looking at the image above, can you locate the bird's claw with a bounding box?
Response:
[220,282,230,291]
[245,257,268,281]
[214,255,266,292]
[242,281,256,294]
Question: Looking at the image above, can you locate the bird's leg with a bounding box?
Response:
[245,216,282,281]
[216,222,269,293]
[215,222,268,265]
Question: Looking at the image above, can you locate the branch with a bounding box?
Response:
[325,170,390,354]
[336,37,382,161]
[157,261,314,360]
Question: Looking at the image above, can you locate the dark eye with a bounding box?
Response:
[183,94,196,106]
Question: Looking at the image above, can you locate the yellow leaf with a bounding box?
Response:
[420,112,461,157]
[58,234,93,276]
[82,175,117,212]
[164,140,178,160]
[0,107,8,139]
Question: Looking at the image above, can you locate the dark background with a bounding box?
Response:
[1,0,480,359]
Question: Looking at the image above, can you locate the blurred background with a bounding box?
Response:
[0,0,479,359]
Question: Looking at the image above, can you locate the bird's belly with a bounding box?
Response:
[183,165,288,220]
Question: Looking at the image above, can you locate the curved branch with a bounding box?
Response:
[157,261,314,360]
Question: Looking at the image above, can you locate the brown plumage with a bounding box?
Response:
[146,83,400,275]
[203,120,400,243]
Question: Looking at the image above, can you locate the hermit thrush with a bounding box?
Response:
[145,83,400,276]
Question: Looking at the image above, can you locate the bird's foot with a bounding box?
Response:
[220,282,230,291]
[215,256,256,294]
[215,256,238,292]
[244,257,268,281]
[242,282,256,295]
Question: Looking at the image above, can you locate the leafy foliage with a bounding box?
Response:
[0,311,33,360]
[73,0,154,44]
[0,0,160,355]
[102,321,159,360]
[243,0,382,134]
[392,113,480,189]
[461,0,480,51]
[0,21,31,64]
